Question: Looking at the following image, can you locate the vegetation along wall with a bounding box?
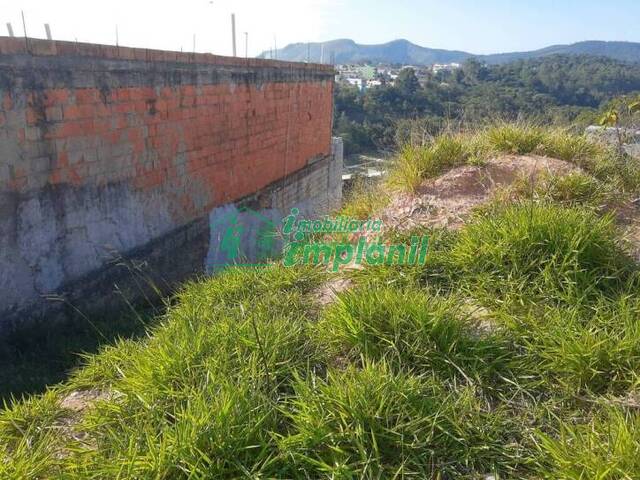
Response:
[0,37,339,329]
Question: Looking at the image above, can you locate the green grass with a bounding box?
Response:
[386,122,640,197]
[509,297,640,395]
[315,286,513,386]
[536,406,640,479]
[502,170,619,208]
[281,362,522,478]
[3,126,640,478]
[388,135,475,192]
[451,202,634,305]
[340,177,391,219]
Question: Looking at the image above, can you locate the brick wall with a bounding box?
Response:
[0,37,337,328]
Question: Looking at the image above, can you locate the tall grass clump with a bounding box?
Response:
[536,407,640,479]
[507,295,640,395]
[315,285,513,384]
[340,177,390,219]
[388,135,469,192]
[484,123,545,155]
[451,202,633,305]
[537,129,601,163]
[504,171,619,208]
[385,123,639,203]
[0,264,327,478]
[345,226,461,293]
[473,124,640,194]
[281,362,522,478]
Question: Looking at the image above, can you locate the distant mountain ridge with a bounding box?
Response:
[259,39,640,65]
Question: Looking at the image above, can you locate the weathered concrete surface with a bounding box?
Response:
[205,137,343,271]
[585,125,640,159]
[0,37,337,330]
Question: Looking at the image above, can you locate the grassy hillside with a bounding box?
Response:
[3,125,640,478]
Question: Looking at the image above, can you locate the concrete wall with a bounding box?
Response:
[0,37,339,329]
[585,125,640,159]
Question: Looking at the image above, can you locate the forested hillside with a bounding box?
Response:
[335,55,640,152]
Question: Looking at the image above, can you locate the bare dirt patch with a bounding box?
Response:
[311,276,353,308]
[60,389,114,414]
[377,155,582,231]
[52,389,118,456]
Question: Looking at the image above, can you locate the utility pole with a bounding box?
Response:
[44,23,52,40]
[231,13,237,56]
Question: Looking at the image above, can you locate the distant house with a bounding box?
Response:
[432,63,461,73]
[357,65,376,81]
[346,77,363,89]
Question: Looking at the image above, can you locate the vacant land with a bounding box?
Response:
[2,125,640,479]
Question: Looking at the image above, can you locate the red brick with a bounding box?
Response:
[2,93,13,111]
[75,89,99,105]
[63,104,96,120]
[42,90,70,107]
[0,37,27,54]
[4,51,333,208]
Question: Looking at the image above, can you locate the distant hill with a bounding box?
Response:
[483,41,640,64]
[259,39,640,65]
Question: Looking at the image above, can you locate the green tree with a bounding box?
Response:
[395,68,420,96]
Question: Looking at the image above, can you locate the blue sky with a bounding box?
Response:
[4,0,640,56]
[326,0,640,54]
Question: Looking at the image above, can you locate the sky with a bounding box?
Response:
[2,0,640,57]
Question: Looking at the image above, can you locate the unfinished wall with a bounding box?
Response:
[0,37,339,329]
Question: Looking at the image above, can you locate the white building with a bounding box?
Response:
[432,63,461,73]
[346,78,363,89]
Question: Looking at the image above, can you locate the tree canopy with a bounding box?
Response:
[334,54,640,153]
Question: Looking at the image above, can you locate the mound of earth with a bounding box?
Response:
[378,155,582,231]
